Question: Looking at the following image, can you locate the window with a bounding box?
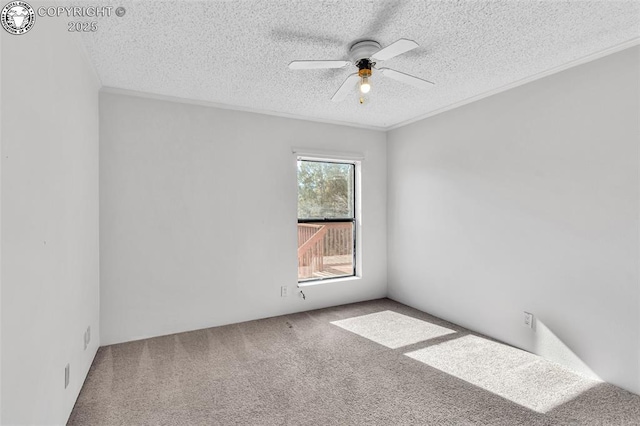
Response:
[297,159,356,282]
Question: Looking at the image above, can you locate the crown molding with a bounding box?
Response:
[99,87,387,132]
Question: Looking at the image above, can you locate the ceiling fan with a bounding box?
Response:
[289,39,435,103]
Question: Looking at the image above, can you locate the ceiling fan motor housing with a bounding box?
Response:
[349,40,381,63]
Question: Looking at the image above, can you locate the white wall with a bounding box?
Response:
[1,8,101,425]
[99,92,387,345]
[387,46,640,394]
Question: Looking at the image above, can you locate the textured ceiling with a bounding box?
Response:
[80,1,640,129]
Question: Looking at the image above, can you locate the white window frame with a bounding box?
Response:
[293,148,363,285]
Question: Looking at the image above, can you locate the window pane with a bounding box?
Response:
[297,222,354,281]
[297,161,354,219]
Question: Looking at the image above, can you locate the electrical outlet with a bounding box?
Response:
[84,326,91,350]
[523,312,534,329]
[281,286,288,297]
[64,364,70,389]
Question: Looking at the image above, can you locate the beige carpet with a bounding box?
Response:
[68,299,640,425]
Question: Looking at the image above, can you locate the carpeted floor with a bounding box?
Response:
[68,299,640,425]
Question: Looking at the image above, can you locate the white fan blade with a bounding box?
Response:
[371,39,418,61]
[331,73,360,102]
[289,60,350,70]
[379,68,435,90]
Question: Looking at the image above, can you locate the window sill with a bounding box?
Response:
[297,275,361,288]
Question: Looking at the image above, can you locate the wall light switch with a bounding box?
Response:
[64,364,70,389]
[84,326,91,350]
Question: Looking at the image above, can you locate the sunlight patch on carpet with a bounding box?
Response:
[405,335,599,413]
[331,310,456,349]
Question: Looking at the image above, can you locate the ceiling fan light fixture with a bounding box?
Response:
[358,66,372,94]
[360,76,371,94]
